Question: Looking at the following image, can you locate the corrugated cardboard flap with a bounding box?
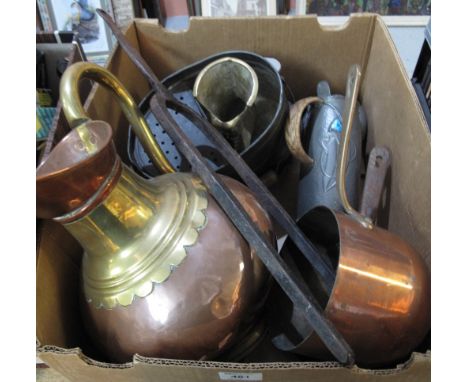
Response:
[38,345,430,382]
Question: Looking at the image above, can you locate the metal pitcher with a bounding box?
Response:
[285,80,367,219]
[36,62,275,362]
[193,56,258,151]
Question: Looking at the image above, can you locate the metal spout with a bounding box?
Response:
[36,120,119,220]
[193,57,259,149]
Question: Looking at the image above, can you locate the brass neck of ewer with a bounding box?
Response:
[60,167,209,309]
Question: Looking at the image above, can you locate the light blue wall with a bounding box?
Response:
[388,26,426,77]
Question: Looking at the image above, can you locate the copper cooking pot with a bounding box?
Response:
[36,62,274,362]
[275,65,430,366]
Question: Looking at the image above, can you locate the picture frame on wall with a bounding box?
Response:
[110,0,140,28]
[46,0,114,57]
[193,0,202,16]
[37,3,44,31]
[201,0,277,17]
[296,1,430,26]
[299,0,430,16]
[37,0,54,31]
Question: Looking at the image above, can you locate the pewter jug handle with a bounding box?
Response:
[60,62,175,174]
[337,64,373,229]
[284,96,323,165]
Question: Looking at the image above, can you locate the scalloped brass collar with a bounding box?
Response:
[64,169,208,309]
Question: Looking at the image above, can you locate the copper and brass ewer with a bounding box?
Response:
[36,62,275,362]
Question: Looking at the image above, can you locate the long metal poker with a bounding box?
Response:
[97,9,354,364]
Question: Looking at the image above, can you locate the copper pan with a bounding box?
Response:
[275,65,430,366]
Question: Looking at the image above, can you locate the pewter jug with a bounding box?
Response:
[286,81,366,219]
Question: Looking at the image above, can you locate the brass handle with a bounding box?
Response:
[60,61,175,174]
[284,96,323,165]
[337,64,373,229]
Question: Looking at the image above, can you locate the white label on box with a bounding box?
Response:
[218,371,263,381]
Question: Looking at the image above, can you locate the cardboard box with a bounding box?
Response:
[36,14,431,381]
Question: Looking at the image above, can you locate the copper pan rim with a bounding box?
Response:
[296,205,341,310]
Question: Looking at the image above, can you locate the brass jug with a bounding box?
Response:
[193,57,259,150]
[36,62,274,362]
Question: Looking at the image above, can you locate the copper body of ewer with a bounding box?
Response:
[277,65,430,366]
[36,62,274,362]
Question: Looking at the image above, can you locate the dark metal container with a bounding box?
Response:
[127,51,289,178]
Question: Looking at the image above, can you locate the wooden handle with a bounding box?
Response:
[284,97,323,165]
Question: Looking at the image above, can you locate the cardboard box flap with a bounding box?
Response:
[362,17,431,267]
[82,15,378,168]
[38,346,430,382]
[36,221,82,348]
[135,15,376,99]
